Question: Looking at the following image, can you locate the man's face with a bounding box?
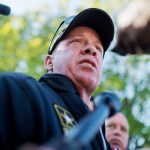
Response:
[105,113,129,150]
[52,26,104,92]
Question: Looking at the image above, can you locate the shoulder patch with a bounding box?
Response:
[54,104,77,134]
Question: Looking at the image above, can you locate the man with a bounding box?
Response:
[112,0,150,55]
[105,112,129,150]
[0,8,114,150]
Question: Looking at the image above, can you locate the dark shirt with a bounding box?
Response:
[0,72,111,150]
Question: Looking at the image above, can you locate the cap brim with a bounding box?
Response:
[50,8,114,54]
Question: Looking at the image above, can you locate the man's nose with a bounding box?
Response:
[81,44,97,56]
[113,127,122,136]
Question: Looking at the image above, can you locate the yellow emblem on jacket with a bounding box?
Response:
[54,104,77,135]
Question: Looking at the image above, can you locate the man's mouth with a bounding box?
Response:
[81,62,93,67]
[110,139,122,147]
[79,59,96,69]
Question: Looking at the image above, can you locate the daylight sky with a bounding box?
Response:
[0,0,86,16]
[0,0,58,15]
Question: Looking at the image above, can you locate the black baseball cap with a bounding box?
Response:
[48,8,114,54]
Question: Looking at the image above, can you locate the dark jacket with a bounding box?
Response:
[0,72,111,150]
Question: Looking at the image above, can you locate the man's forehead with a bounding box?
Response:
[65,26,102,42]
[106,114,129,128]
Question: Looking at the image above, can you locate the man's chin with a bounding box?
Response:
[77,74,98,85]
[110,142,122,150]
[84,79,97,90]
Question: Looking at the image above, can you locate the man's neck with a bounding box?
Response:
[77,88,94,111]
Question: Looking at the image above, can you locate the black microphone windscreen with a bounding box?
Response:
[0,4,11,16]
[94,91,122,117]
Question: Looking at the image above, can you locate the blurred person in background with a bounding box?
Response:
[105,112,129,150]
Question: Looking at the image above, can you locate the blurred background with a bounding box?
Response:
[0,0,150,149]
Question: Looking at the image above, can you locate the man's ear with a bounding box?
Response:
[44,55,53,72]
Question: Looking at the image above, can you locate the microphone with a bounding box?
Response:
[42,91,122,150]
[94,91,122,117]
[0,4,11,16]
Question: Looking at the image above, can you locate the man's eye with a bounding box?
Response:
[71,39,81,44]
[96,47,101,51]
[96,45,103,52]
[107,124,115,129]
[121,127,127,132]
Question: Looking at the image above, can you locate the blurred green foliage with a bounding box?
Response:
[0,0,150,149]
